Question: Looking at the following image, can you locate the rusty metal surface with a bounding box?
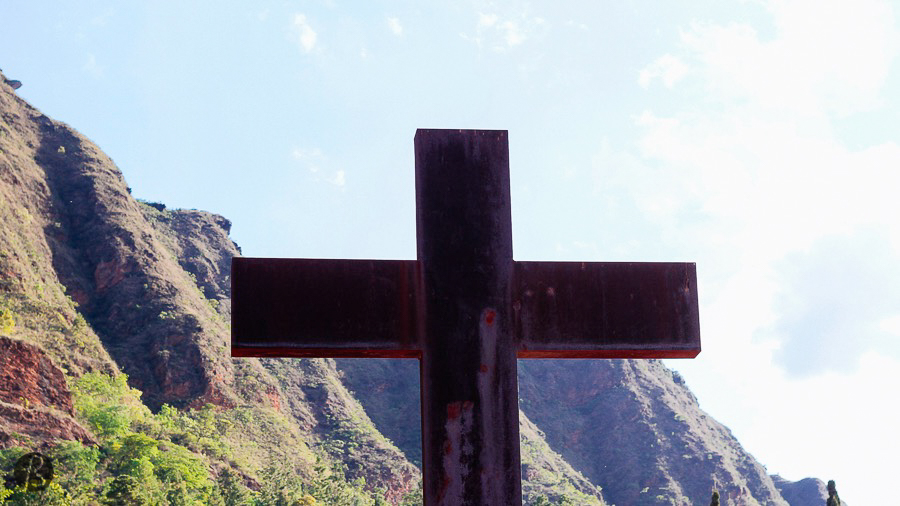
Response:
[513,261,700,358]
[231,257,420,356]
[415,129,523,505]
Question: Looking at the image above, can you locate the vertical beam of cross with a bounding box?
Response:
[415,129,521,504]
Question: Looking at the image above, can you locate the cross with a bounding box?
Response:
[231,129,700,505]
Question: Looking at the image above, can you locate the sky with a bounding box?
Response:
[3,1,899,503]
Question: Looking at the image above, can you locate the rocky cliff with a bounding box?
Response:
[0,71,418,500]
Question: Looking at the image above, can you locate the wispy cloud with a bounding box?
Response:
[500,20,524,47]
[478,12,498,29]
[638,54,688,88]
[387,16,403,36]
[291,14,318,53]
[82,53,104,79]
[465,10,544,52]
[328,170,346,187]
[291,147,345,188]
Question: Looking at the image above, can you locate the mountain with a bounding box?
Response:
[772,476,848,506]
[0,70,417,504]
[0,71,834,505]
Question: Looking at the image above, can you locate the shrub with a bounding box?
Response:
[103,475,154,505]
[0,305,14,335]
[71,372,148,439]
[49,440,101,500]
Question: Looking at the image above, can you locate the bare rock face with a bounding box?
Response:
[0,404,96,447]
[0,336,74,415]
[261,358,422,504]
[0,76,237,411]
[518,359,789,505]
[771,475,838,506]
[0,336,95,447]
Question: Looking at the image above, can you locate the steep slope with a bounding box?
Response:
[0,73,418,500]
[260,358,420,504]
[338,356,800,505]
[146,208,422,501]
[335,358,608,504]
[0,336,96,447]
[518,359,788,505]
[771,475,834,506]
[0,71,235,411]
[1,72,122,451]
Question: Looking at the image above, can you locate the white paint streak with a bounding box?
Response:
[441,401,474,504]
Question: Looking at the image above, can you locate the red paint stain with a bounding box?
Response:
[447,401,461,419]
[485,309,496,325]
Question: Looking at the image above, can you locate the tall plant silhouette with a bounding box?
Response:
[826,480,841,506]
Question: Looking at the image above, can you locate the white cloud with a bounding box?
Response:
[771,229,900,375]
[387,17,403,36]
[633,2,900,503]
[639,54,688,88]
[291,147,345,188]
[466,10,543,51]
[328,170,346,187]
[82,53,104,79]
[478,12,498,28]
[680,0,897,116]
[291,147,324,162]
[292,14,318,53]
[501,21,524,46]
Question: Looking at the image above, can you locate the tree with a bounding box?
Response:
[103,475,153,505]
[710,490,720,506]
[826,480,841,506]
[50,441,102,500]
[217,468,253,506]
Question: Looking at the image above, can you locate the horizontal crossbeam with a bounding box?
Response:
[231,258,421,358]
[231,258,700,358]
[513,261,699,358]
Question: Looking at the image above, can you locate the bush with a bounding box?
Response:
[49,441,101,500]
[0,305,14,336]
[103,475,154,505]
[71,372,148,439]
[1,482,72,505]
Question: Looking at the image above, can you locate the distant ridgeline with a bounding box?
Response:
[0,72,838,504]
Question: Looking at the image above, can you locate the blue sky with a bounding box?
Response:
[4,1,899,503]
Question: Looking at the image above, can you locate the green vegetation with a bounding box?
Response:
[0,304,13,335]
[1,371,407,505]
[519,419,605,505]
[710,490,719,506]
[827,480,841,506]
